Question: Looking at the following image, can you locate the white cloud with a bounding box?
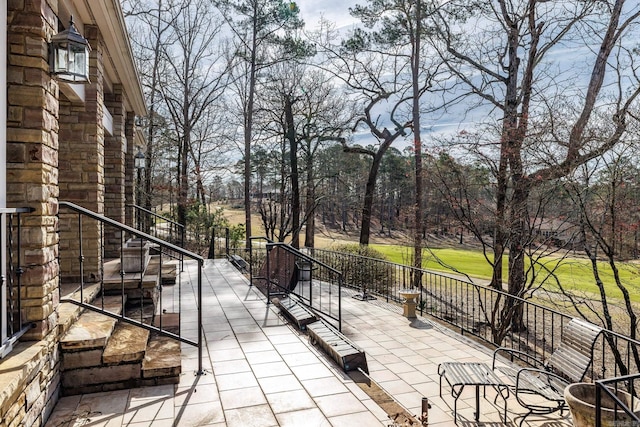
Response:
[295,0,358,30]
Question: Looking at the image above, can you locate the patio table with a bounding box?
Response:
[438,361,510,424]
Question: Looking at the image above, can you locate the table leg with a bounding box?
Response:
[453,385,464,425]
[474,385,480,421]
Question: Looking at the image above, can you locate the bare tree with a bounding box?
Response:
[313,9,442,261]
[559,142,640,374]
[159,0,231,227]
[217,0,307,246]
[434,0,640,327]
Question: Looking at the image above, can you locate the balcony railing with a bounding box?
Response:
[0,207,34,359]
[223,241,640,418]
[300,248,640,382]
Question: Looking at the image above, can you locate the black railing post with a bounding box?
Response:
[249,237,253,287]
[207,227,215,259]
[78,214,84,302]
[197,259,203,375]
[0,208,33,359]
[225,228,230,258]
[266,244,271,304]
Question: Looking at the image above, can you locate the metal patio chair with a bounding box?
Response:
[492,318,602,426]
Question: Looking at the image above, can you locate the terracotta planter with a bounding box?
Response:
[564,382,640,427]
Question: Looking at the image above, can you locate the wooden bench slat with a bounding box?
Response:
[307,322,368,373]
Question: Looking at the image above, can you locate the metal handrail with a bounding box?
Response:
[129,203,185,269]
[207,226,229,259]
[59,201,204,373]
[595,374,640,427]
[248,236,273,288]
[129,203,185,233]
[0,207,35,359]
[259,242,343,331]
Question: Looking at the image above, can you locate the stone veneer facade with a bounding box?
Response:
[2,1,140,425]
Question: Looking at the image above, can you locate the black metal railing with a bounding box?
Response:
[59,201,204,373]
[305,248,640,382]
[243,238,343,331]
[207,227,229,259]
[595,374,640,426]
[248,236,270,285]
[130,204,185,246]
[0,207,34,359]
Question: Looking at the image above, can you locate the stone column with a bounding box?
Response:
[58,24,105,282]
[5,2,63,425]
[104,85,126,258]
[6,0,60,341]
[125,112,136,229]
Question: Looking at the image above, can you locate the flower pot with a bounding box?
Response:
[564,382,640,427]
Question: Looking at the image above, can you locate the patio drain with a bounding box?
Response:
[348,369,427,426]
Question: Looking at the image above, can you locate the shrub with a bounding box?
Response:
[330,244,393,295]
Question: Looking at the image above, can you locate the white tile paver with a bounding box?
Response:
[45,259,573,427]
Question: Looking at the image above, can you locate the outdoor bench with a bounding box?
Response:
[307,321,368,374]
[229,254,248,272]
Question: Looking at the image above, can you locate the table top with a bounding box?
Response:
[439,362,505,387]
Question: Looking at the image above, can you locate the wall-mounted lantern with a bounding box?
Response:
[49,17,91,83]
[134,147,146,170]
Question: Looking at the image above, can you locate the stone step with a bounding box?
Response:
[141,334,181,381]
[161,260,178,285]
[57,282,102,336]
[60,295,125,351]
[102,322,150,364]
[61,363,142,396]
[61,323,182,395]
[102,257,159,293]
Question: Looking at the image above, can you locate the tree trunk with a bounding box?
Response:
[285,95,300,248]
[243,10,259,248]
[411,0,423,284]
[304,150,315,247]
[359,152,385,246]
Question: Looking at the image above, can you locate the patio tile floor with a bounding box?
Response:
[45,259,573,426]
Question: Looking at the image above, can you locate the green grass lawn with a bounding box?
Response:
[370,244,640,303]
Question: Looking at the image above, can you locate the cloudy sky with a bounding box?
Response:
[295,0,359,30]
